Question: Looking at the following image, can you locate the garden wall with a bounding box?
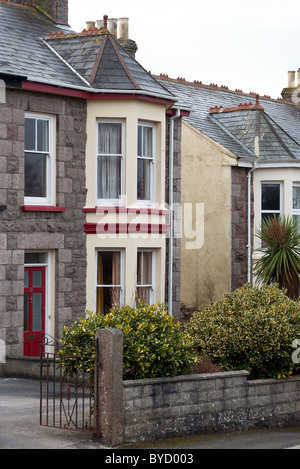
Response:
[123,372,300,444]
[95,329,300,447]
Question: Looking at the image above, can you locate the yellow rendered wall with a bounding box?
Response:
[181,122,237,307]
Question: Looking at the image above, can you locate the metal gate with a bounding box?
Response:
[40,334,99,434]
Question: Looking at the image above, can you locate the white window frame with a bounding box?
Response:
[261,182,282,223]
[292,183,300,234]
[96,119,125,206]
[136,249,155,305]
[137,121,155,204]
[24,114,54,206]
[95,249,124,314]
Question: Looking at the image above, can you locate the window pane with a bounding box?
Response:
[25,253,47,264]
[293,186,300,210]
[261,184,280,211]
[97,252,121,314]
[137,158,151,200]
[32,292,42,331]
[24,293,29,332]
[97,251,121,286]
[137,287,152,304]
[32,270,42,288]
[98,123,122,155]
[24,270,29,288]
[97,155,121,199]
[25,118,36,151]
[293,215,300,234]
[25,153,47,198]
[37,120,49,152]
[138,125,153,157]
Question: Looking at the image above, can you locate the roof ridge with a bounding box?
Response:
[88,35,107,85]
[154,73,294,105]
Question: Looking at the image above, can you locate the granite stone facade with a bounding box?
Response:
[0,89,87,357]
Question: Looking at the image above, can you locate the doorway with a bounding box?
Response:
[24,266,46,357]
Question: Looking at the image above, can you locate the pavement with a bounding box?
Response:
[1,377,300,450]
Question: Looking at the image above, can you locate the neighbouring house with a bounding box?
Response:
[0,0,184,375]
[156,74,300,309]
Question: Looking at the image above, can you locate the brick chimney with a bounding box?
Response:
[9,0,69,25]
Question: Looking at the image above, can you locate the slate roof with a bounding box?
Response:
[0,1,174,101]
[157,76,300,163]
[0,2,86,89]
[45,30,173,99]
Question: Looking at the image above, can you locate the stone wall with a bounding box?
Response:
[165,116,182,318]
[231,166,249,291]
[0,89,87,358]
[123,372,300,445]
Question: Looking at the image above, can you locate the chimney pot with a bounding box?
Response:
[288,71,296,87]
[297,69,300,87]
[96,19,104,29]
[108,18,118,38]
[119,17,129,39]
[86,21,95,30]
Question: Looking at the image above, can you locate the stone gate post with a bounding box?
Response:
[94,328,124,447]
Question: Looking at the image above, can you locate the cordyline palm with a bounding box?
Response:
[254,216,300,299]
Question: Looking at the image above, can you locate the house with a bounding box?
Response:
[156,74,300,309]
[0,0,183,375]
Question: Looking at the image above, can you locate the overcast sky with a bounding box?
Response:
[68,0,300,99]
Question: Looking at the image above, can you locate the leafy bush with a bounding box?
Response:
[186,284,300,379]
[59,302,196,380]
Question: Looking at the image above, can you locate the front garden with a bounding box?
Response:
[60,283,300,381]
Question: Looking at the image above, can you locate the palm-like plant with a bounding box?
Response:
[254,216,300,299]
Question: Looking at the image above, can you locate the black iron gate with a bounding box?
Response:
[40,334,99,434]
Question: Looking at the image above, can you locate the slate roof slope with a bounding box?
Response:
[45,31,174,99]
[0,2,175,101]
[0,2,87,89]
[157,77,300,163]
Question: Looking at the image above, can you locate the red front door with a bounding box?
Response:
[24,267,46,357]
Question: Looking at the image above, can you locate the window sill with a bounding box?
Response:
[21,206,66,212]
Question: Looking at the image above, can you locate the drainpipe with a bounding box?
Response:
[168,109,181,316]
[247,162,258,283]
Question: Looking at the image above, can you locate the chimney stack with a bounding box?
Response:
[33,0,68,25]
[282,69,300,102]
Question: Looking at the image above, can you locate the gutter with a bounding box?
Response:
[168,109,181,316]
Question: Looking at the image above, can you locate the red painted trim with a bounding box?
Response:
[21,205,66,212]
[83,206,169,215]
[21,81,175,106]
[167,109,190,117]
[84,222,170,234]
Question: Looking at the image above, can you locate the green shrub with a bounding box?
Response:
[186,284,300,379]
[59,302,196,380]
